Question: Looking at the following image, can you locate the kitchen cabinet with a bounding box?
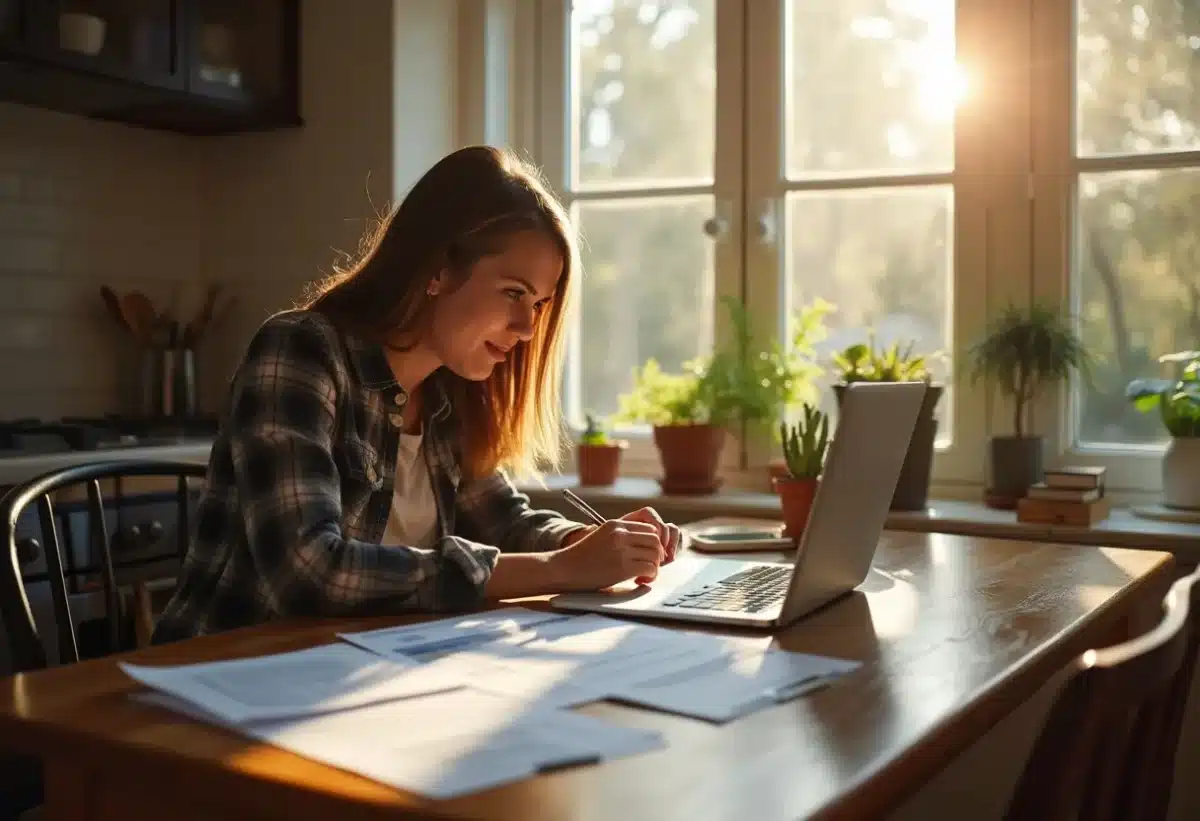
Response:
[0,0,300,135]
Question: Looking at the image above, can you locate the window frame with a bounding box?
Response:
[519,0,1145,495]
[1031,0,1197,499]
[532,0,747,479]
[741,0,993,488]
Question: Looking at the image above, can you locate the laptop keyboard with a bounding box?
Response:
[662,565,792,614]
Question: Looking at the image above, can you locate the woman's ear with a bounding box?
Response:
[427,271,446,297]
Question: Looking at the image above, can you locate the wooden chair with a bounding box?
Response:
[1003,564,1200,821]
[0,459,207,674]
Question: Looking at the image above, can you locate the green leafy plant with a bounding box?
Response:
[832,335,935,383]
[614,297,833,429]
[612,358,714,426]
[579,413,612,445]
[1126,350,1200,437]
[779,404,830,480]
[964,303,1091,438]
[704,296,833,427]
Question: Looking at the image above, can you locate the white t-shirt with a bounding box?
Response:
[380,429,439,549]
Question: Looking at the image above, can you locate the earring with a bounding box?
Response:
[427,285,438,297]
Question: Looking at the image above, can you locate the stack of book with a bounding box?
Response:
[1017,466,1110,526]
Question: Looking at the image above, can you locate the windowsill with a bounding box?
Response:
[518,474,1200,562]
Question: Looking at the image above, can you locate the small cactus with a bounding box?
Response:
[779,404,829,479]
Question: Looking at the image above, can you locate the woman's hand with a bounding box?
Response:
[550,519,665,591]
[616,507,682,565]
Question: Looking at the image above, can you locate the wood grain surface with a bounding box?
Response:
[0,526,1175,821]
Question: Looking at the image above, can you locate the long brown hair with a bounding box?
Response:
[305,146,576,480]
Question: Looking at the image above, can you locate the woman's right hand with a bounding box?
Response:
[551,519,665,591]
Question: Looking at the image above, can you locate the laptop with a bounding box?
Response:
[550,381,927,629]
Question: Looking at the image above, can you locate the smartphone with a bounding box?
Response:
[689,524,794,552]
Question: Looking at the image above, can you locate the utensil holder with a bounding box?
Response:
[139,347,197,418]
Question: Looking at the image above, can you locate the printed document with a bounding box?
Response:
[249,689,663,798]
[120,642,462,725]
[611,646,861,722]
[338,607,568,662]
[137,687,664,799]
[415,615,785,711]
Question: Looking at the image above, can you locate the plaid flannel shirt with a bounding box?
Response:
[151,309,588,643]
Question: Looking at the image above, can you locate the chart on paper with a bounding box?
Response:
[338,607,569,662]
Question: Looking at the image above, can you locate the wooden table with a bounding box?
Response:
[0,526,1176,821]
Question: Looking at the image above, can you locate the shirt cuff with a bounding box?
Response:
[438,536,501,610]
[533,519,592,553]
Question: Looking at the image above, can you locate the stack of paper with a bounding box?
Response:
[120,643,460,725]
[124,640,663,799]
[125,608,860,799]
[342,612,860,723]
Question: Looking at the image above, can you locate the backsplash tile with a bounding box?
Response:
[0,101,204,422]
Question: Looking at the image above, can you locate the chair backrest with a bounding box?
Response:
[0,459,208,673]
[1004,564,1200,821]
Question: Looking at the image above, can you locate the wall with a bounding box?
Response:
[0,102,203,420]
[199,0,397,409]
[0,0,463,421]
[200,0,460,410]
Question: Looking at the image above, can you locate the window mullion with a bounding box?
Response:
[1030,0,1075,473]
[742,0,784,472]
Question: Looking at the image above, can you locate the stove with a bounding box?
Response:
[0,414,216,672]
[0,414,220,455]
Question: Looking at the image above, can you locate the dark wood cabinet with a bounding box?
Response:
[0,0,300,134]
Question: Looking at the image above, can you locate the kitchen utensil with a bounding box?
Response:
[182,284,221,348]
[99,286,129,334]
[140,347,195,418]
[121,292,156,347]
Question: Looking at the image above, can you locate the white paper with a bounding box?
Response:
[611,647,861,723]
[245,689,663,799]
[418,615,742,709]
[119,642,463,725]
[338,607,568,662]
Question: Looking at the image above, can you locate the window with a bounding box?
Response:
[753,0,960,448]
[537,0,737,474]
[1025,0,1200,493]
[522,0,1200,492]
[532,0,991,484]
[1072,0,1200,448]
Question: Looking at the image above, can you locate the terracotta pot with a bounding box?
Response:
[652,424,726,494]
[577,442,626,486]
[767,458,790,493]
[776,476,820,541]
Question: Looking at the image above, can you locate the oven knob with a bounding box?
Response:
[15,538,40,565]
[112,525,142,554]
[147,521,165,544]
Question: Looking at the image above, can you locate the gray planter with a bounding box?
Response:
[989,435,1044,499]
[834,382,943,511]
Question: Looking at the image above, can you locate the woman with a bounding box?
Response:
[152,146,680,644]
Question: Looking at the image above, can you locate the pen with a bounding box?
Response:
[561,488,606,526]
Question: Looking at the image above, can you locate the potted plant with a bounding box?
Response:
[965,304,1090,506]
[830,336,941,511]
[706,296,831,488]
[613,358,726,494]
[576,413,627,487]
[613,297,830,495]
[1126,349,1200,510]
[776,404,830,540]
